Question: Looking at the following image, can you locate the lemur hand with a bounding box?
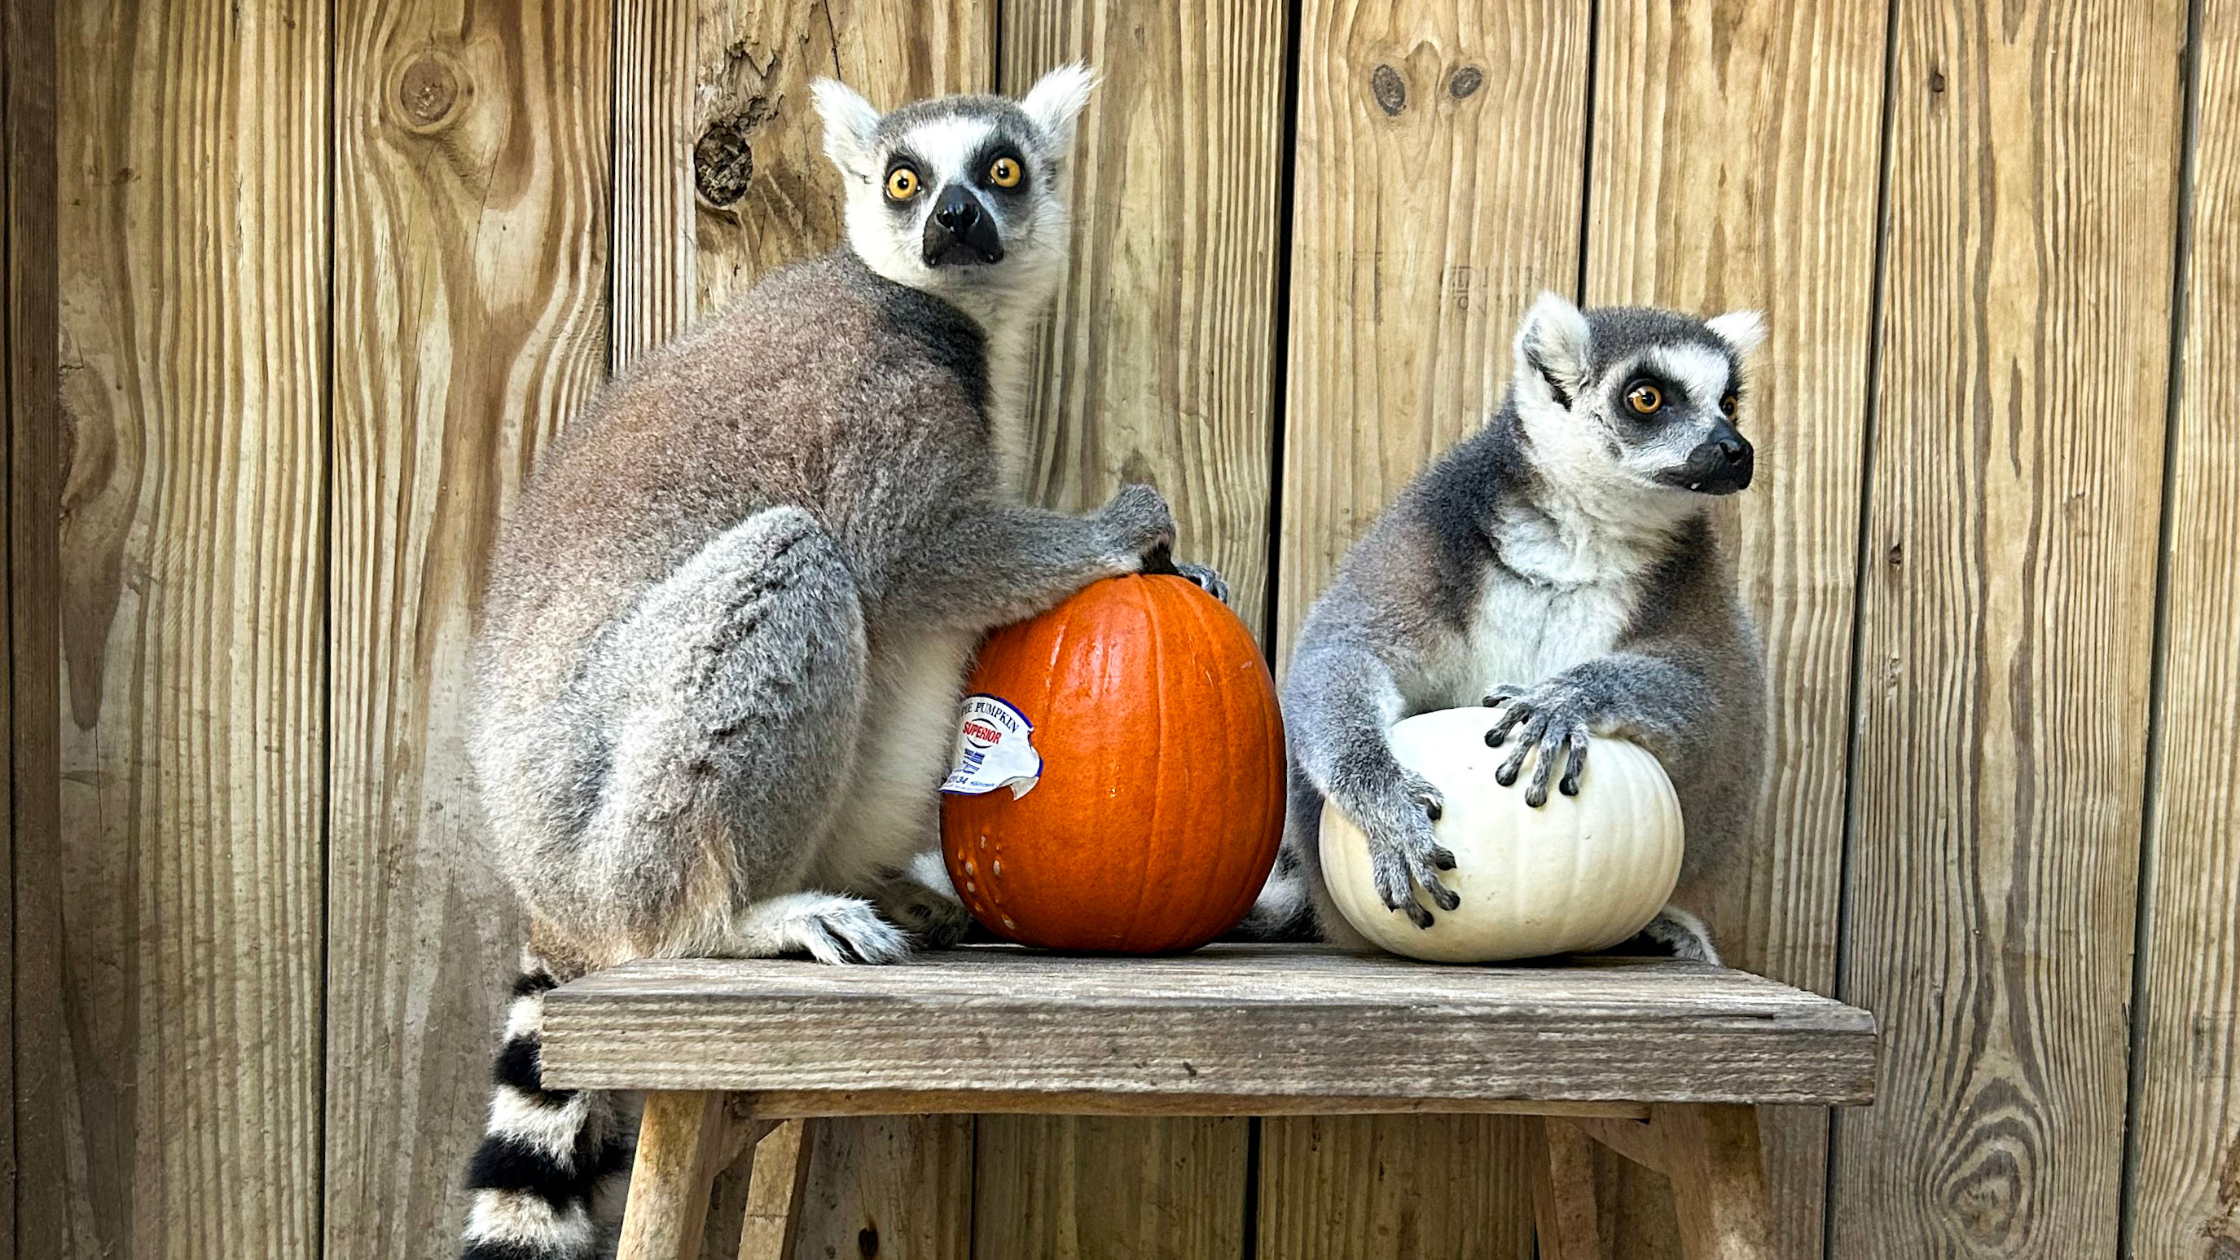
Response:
[1337,769,1460,928]
[1098,483,1177,566]
[1140,547,1232,605]
[1482,680,1594,808]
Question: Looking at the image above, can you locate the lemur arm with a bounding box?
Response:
[1287,631,1461,926]
[872,485,1173,633]
[1483,639,1723,807]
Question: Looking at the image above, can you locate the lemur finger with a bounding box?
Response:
[1485,702,1531,748]
[1558,728,1589,797]
[1524,728,1564,808]
[1481,685,1525,709]
[1403,900,1435,930]
[1494,714,1545,786]
[1412,860,1461,913]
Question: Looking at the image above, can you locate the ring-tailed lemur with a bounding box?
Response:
[1241,293,1767,964]
[456,67,1224,1260]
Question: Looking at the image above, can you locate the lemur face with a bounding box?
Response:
[1511,294,1768,497]
[814,67,1092,316]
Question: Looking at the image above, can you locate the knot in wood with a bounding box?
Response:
[695,97,776,207]
[1371,64,1407,116]
[1447,65,1484,99]
[397,52,463,132]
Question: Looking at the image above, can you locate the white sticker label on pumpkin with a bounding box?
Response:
[942,695,1042,799]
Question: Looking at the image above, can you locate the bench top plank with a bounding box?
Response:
[539,944,1877,1109]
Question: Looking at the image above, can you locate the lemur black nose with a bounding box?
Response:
[934,194,981,232]
[1715,435,1747,462]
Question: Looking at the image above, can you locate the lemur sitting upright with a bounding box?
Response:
[1244,293,1767,963]
[457,68,1221,1260]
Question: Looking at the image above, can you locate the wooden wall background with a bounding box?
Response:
[2,0,2233,1256]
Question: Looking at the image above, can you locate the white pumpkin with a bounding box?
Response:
[1320,706,1683,963]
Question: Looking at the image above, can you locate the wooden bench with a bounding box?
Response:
[539,944,1878,1259]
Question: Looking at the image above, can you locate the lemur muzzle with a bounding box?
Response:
[924,185,1005,266]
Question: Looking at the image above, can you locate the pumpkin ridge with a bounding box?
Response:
[1125,578,1166,950]
[1189,580,1250,937]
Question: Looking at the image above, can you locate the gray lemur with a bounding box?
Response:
[1243,293,1767,964]
[456,67,1222,1260]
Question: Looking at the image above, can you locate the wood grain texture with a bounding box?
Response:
[43,0,328,1255]
[2,0,60,1253]
[323,3,613,1257]
[1274,0,1591,658]
[1000,0,1288,637]
[621,1092,744,1260]
[2125,0,2240,1252]
[1581,5,1892,1255]
[972,1115,1247,1259]
[610,0,992,369]
[733,1091,1646,1120]
[787,1116,974,1260]
[1257,1114,1534,1260]
[1832,0,2188,1254]
[541,948,1877,1104]
[740,1120,814,1260]
[1528,1117,1603,1260]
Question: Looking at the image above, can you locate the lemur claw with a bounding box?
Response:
[1353,771,1460,925]
[1481,682,1594,808]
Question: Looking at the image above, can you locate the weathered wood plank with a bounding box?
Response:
[322,3,614,1257]
[1257,1115,1535,1260]
[610,0,992,370]
[739,1119,814,1260]
[972,1115,1247,1259]
[1832,0,2188,1254]
[1581,4,1892,1254]
[43,0,329,1254]
[1274,0,1591,658]
[787,1116,974,1260]
[543,949,1877,1105]
[1000,0,1288,635]
[736,1092,1647,1120]
[2125,0,2240,1252]
[607,8,994,1252]
[2,0,60,1254]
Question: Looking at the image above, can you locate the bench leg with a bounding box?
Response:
[1565,1104,1772,1260]
[1528,1115,1606,1259]
[618,1092,774,1260]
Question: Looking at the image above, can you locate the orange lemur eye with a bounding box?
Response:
[885,166,921,201]
[1719,392,1739,418]
[987,156,1022,188]
[1626,384,1663,414]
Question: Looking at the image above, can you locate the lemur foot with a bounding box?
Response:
[735,892,911,964]
[1641,905,1722,965]
[1483,682,1594,807]
[1334,770,1459,928]
[870,851,974,948]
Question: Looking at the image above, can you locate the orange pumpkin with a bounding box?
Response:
[939,573,1285,952]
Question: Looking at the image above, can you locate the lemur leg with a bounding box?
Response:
[1238,767,1379,949]
[568,505,905,965]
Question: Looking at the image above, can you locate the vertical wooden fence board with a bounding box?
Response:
[1833,0,2187,1255]
[611,0,993,368]
[1000,0,1288,638]
[608,9,992,1256]
[1266,2,1587,1252]
[2126,0,2240,1253]
[1,0,60,1253]
[1582,4,1892,1256]
[1273,0,1590,660]
[41,0,329,1255]
[323,3,614,1257]
[971,1115,1247,1260]
[1256,1114,1534,1260]
[789,1116,975,1260]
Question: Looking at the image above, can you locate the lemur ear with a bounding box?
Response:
[1706,309,1768,357]
[812,78,883,179]
[1020,63,1095,158]
[1514,291,1592,406]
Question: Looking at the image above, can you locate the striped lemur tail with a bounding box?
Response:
[459,963,636,1260]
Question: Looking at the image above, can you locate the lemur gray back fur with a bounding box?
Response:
[456,68,1208,1260]
[1243,293,1768,964]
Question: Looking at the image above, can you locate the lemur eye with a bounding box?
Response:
[1626,384,1664,415]
[885,167,922,202]
[987,156,1022,188]
[1719,392,1739,419]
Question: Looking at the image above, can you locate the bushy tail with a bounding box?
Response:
[460,966,633,1260]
